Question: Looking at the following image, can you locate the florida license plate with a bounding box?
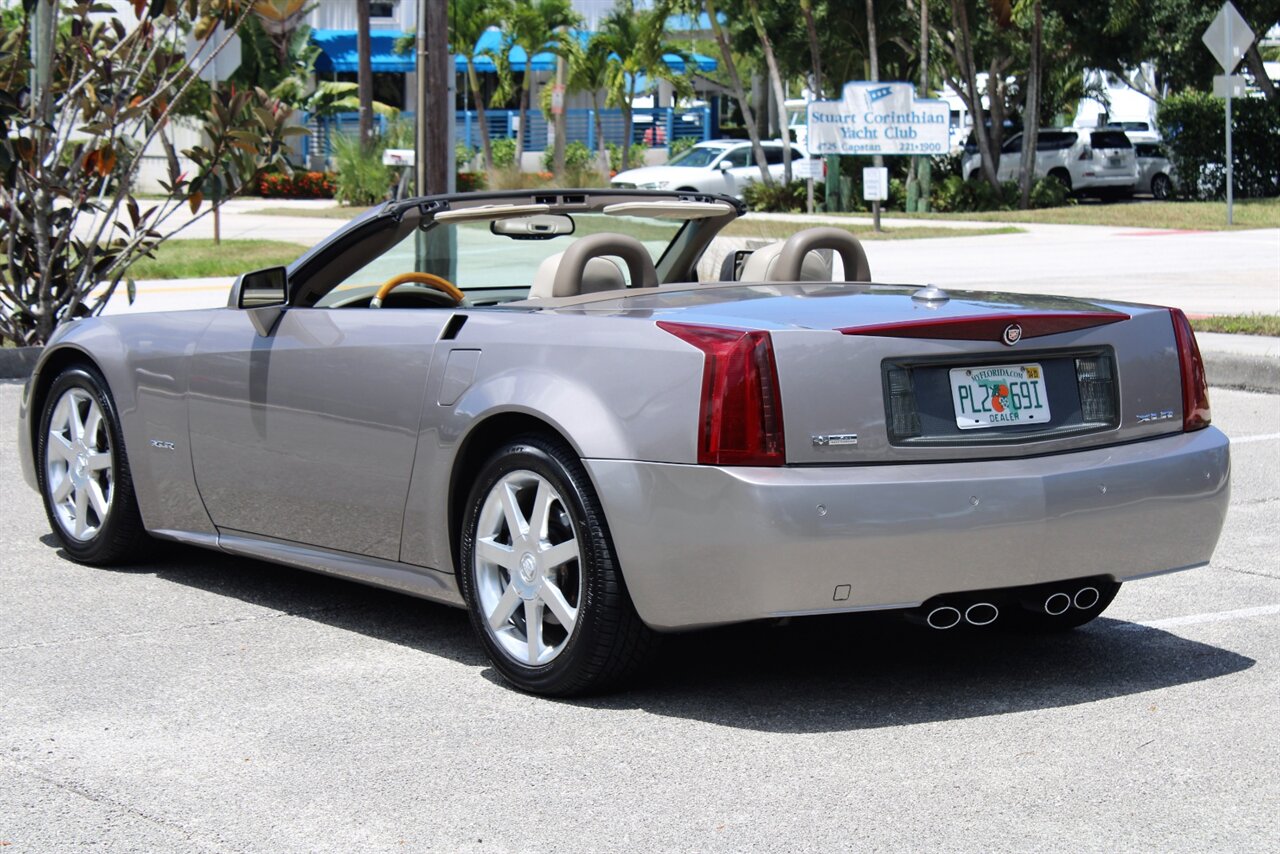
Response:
[949,363,1051,430]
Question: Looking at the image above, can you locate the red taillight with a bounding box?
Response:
[1169,308,1211,431]
[658,322,786,466]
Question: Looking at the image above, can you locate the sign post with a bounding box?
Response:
[1201,1,1255,225]
[792,158,822,214]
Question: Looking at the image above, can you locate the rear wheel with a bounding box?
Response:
[1151,173,1172,200]
[1048,168,1072,193]
[1013,580,1121,632]
[458,434,656,696]
[36,366,148,565]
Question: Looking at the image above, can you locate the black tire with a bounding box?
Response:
[36,365,149,565]
[1012,580,1121,632]
[1151,173,1172,200]
[968,169,981,182]
[1048,168,1072,193]
[457,434,656,696]
[675,186,698,192]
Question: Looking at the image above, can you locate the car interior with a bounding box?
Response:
[284,191,872,311]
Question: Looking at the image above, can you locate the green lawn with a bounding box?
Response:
[723,221,1022,240]
[879,197,1280,231]
[1190,314,1280,336]
[251,206,369,219]
[127,239,312,279]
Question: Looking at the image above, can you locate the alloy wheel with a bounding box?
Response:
[472,470,583,666]
[44,387,115,542]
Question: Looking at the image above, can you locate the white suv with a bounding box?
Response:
[962,129,1139,196]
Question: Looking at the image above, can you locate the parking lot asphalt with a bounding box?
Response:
[2,381,1278,853]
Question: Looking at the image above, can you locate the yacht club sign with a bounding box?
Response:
[807,81,949,156]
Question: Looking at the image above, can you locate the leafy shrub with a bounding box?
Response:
[1029,175,1072,208]
[888,177,907,211]
[382,117,415,150]
[1158,89,1280,199]
[606,141,647,173]
[456,171,486,192]
[331,133,391,206]
[668,136,698,158]
[456,143,478,170]
[490,137,517,170]
[258,171,336,198]
[928,174,1071,211]
[930,176,1013,212]
[540,141,595,172]
[742,178,824,213]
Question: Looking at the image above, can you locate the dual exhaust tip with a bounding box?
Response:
[925,602,998,630]
[1044,586,1100,615]
[922,586,1100,629]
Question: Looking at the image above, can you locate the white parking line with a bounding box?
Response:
[1127,603,1280,630]
[1231,432,1280,445]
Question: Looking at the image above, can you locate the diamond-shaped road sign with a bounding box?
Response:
[1202,2,1255,74]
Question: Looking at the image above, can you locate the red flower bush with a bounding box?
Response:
[258,171,336,199]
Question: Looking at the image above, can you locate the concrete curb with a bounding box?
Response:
[1203,351,1280,394]
[0,346,40,380]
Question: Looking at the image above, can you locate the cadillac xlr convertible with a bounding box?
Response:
[17,190,1230,695]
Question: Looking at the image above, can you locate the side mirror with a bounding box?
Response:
[718,160,734,171]
[235,266,288,308]
[230,266,288,337]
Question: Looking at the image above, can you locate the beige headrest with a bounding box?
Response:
[531,252,628,300]
[739,242,834,282]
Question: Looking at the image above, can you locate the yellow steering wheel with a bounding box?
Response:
[370,272,466,308]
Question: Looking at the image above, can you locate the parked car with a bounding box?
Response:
[1104,120,1161,144]
[18,189,1228,696]
[611,139,813,197]
[1134,141,1177,200]
[963,128,1139,196]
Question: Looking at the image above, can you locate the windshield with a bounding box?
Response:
[667,146,729,168]
[315,213,685,307]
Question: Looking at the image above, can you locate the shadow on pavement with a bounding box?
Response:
[60,538,1254,733]
[58,537,488,668]
[578,613,1255,732]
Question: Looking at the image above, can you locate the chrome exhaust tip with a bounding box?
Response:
[1044,592,1072,616]
[965,602,999,626]
[926,606,962,630]
[1073,586,1100,610]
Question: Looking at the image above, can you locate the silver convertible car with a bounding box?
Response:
[18,190,1229,695]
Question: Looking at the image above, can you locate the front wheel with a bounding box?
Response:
[36,365,149,564]
[458,435,656,696]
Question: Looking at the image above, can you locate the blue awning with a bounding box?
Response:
[312,27,717,76]
[312,29,415,74]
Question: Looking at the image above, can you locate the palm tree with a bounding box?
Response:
[701,0,772,185]
[502,0,580,164]
[566,33,613,179]
[454,0,508,172]
[597,1,693,173]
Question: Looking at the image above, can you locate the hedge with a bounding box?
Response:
[1157,90,1280,200]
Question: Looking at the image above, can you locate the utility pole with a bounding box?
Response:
[865,0,882,231]
[917,0,931,212]
[417,0,450,196]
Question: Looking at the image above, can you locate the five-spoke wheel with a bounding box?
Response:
[459,435,654,695]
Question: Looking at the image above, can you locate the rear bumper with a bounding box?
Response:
[1074,172,1137,190]
[587,428,1230,630]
